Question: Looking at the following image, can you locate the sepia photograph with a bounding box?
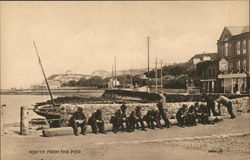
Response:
[0,1,249,160]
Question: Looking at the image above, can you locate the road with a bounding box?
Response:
[1,113,250,160]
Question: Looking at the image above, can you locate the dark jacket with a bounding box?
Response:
[69,111,87,124]
[115,109,127,119]
[88,111,103,125]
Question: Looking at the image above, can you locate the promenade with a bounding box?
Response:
[1,113,249,160]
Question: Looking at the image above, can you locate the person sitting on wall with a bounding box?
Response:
[69,107,87,136]
[143,109,162,129]
[128,106,147,132]
[88,109,106,134]
[215,96,236,119]
[199,104,212,125]
[110,103,131,133]
[194,102,202,123]
[176,104,188,127]
[187,105,197,126]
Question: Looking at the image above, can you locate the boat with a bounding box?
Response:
[31,41,63,127]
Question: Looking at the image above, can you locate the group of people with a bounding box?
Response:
[68,95,236,136]
[68,101,170,136]
[110,102,171,133]
[176,95,236,127]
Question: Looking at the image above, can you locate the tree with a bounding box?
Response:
[68,80,77,87]
[76,77,87,86]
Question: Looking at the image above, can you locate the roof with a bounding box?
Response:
[189,52,217,61]
[225,26,249,36]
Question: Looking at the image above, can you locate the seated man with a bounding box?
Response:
[157,102,171,128]
[187,105,197,126]
[88,109,106,134]
[199,104,211,125]
[215,96,236,119]
[128,106,146,131]
[69,107,87,136]
[143,109,162,129]
[176,104,188,127]
[194,102,202,123]
[110,103,131,133]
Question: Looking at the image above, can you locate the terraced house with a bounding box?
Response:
[217,26,250,94]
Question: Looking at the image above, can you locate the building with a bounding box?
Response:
[217,26,250,94]
[197,60,218,93]
[188,52,217,70]
[108,78,120,88]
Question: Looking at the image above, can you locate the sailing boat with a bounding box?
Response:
[32,41,62,127]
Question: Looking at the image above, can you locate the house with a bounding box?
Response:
[189,52,217,65]
[108,78,120,88]
[187,52,217,71]
[217,26,250,94]
[197,60,218,93]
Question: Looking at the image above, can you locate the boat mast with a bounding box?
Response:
[33,41,55,107]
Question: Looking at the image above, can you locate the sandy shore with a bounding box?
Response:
[1,113,250,160]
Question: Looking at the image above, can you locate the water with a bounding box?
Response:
[1,94,57,124]
[0,91,104,124]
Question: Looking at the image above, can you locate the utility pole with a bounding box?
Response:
[147,36,150,92]
[155,58,158,92]
[114,56,117,87]
[130,67,133,88]
[111,65,114,88]
[123,71,125,88]
[161,59,163,90]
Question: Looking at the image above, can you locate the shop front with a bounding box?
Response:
[218,73,248,94]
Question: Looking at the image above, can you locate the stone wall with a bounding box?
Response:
[63,102,204,124]
[62,96,249,124]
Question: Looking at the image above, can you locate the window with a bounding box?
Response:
[229,43,232,55]
[236,41,240,55]
[208,69,211,77]
[242,59,247,72]
[229,62,233,73]
[224,43,228,56]
[243,40,246,54]
[221,45,224,57]
[237,60,240,72]
[213,68,216,76]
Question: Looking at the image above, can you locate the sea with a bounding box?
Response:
[1,94,54,124]
[0,90,104,124]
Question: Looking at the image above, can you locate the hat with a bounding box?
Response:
[77,107,83,111]
[136,106,141,110]
[182,104,188,108]
[120,104,127,110]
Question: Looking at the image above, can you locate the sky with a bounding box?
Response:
[1,1,249,89]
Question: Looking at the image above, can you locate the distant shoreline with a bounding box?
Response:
[0,89,105,96]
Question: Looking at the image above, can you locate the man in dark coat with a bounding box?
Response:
[69,107,87,136]
[157,102,171,128]
[88,109,106,134]
[143,109,162,129]
[110,103,131,133]
[128,106,147,131]
[194,102,202,123]
[204,95,220,116]
[176,104,188,127]
[187,105,197,126]
[199,104,211,125]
